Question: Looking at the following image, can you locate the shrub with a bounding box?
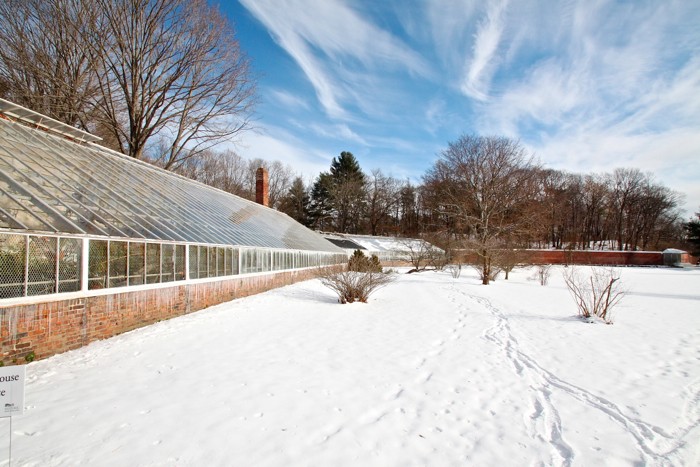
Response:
[536,264,552,286]
[319,252,395,303]
[348,250,382,273]
[563,267,625,323]
[447,263,462,279]
[494,249,529,280]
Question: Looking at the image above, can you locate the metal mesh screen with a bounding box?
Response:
[174,244,185,281]
[0,233,26,298]
[146,243,161,284]
[88,240,108,290]
[109,241,127,288]
[129,242,145,286]
[162,244,174,283]
[188,245,198,279]
[27,236,57,296]
[58,238,81,293]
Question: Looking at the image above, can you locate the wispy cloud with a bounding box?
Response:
[309,123,367,146]
[266,89,310,111]
[461,0,509,100]
[239,0,430,119]
[234,125,332,178]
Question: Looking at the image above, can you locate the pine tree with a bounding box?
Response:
[310,151,367,233]
[279,177,311,227]
[685,210,700,256]
[309,173,335,231]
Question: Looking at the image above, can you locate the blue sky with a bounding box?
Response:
[221,0,700,216]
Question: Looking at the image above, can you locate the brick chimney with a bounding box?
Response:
[255,167,269,207]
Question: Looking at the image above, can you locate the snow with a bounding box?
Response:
[2,265,699,466]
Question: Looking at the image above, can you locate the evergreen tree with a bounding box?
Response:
[330,151,365,183]
[279,176,311,227]
[684,210,700,256]
[310,151,367,233]
[309,172,335,231]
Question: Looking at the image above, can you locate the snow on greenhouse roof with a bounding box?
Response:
[0,111,343,253]
[323,233,441,254]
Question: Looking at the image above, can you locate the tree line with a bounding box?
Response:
[273,138,686,260]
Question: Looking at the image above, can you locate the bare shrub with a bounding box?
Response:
[563,267,625,323]
[536,264,552,286]
[400,238,443,272]
[494,249,530,280]
[319,251,395,304]
[447,264,462,279]
[319,270,395,304]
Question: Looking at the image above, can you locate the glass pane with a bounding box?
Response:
[129,242,145,286]
[27,236,57,296]
[198,246,208,278]
[146,243,161,284]
[58,238,81,293]
[162,244,174,283]
[109,241,128,288]
[189,245,198,279]
[174,245,185,281]
[208,247,216,278]
[231,248,239,275]
[88,240,108,289]
[0,233,26,298]
[217,247,225,277]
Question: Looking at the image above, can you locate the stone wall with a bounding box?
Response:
[0,267,331,365]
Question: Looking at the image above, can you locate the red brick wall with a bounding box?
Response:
[0,267,334,366]
[454,249,664,266]
[527,250,663,265]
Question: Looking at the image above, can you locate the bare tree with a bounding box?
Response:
[365,169,400,235]
[85,0,256,168]
[424,135,538,284]
[0,0,255,170]
[246,159,294,209]
[0,0,99,127]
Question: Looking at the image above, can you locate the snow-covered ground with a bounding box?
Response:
[2,265,699,466]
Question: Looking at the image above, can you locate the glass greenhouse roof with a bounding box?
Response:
[0,110,343,253]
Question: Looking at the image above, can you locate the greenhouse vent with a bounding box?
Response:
[0,98,346,365]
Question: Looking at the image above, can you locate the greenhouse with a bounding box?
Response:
[0,98,346,302]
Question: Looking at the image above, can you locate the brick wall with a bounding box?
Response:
[454,249,664,266]
[0,267,335,366]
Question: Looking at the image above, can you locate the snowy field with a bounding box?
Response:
[2,265,699,466]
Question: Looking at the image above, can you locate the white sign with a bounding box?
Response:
[0,366,25,417]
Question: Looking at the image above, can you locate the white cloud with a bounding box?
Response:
[461,0,509,100]
[233,126,332,178]
[309,123,367,146]
[425,0,478,66]
[266,89,310,111]
[239,0,430,119]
